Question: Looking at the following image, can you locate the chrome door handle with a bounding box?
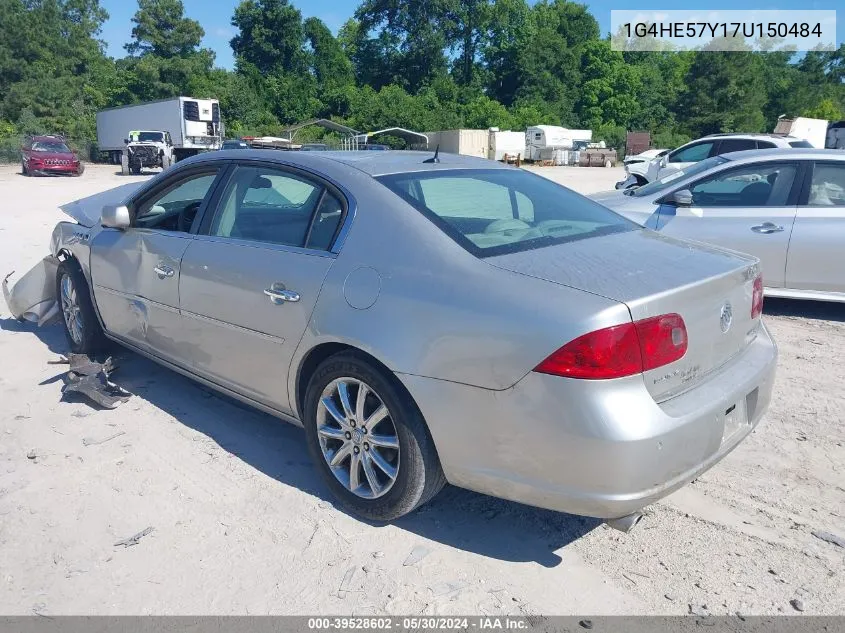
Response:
[154,264,175,278]
[751,223,784,234]
[264,287,300,304]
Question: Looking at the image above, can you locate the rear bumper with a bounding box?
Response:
[399,322,777,519]
[3,256,60,325]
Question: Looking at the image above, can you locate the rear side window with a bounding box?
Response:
[789,140,814,148]
[717,139,757,154]
[807,164,845,206]
[377,169,634,257]
[757,140,777,149]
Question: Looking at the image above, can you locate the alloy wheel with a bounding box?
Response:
[316,377,400,499]
[60,273,83,345]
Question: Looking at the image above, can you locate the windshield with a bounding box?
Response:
[136,132,164,142]
[32,141,70,153]
[377,169,635,257]
[629,155,729,197]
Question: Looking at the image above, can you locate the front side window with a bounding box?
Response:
[377,169,633,257]
[134,171,219,231]
[688,162,797,207]
[807,164,845,206]
[669,141,715,163]
[209,166,343,249]
[632,155,729,198]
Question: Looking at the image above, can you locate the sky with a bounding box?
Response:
[99,0,843,71]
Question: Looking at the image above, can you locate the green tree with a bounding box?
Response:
[680,47,768,135]
[353,0,451,92]
[304,17,354,90]
[125,0,204,58]
[803,98,844,121]
[231,0,308,75]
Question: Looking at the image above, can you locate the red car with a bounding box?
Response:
[21,136,84,177]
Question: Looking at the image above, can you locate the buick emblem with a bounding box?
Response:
[720,302,733,334]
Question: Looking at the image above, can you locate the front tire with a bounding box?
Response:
[56,260,106,355]
[303,352,445,521]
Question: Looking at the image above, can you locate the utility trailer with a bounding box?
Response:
[96,97,223,164]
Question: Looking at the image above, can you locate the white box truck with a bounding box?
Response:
[96,96,223,164]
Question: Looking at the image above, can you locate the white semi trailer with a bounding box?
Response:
[96,96,223,164]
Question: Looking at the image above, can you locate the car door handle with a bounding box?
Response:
[264,287,300,304]
[751,223,784,234]
[153,264,175,278]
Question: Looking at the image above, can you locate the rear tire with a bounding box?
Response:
[56,260,106,355]
[303,351,445,521]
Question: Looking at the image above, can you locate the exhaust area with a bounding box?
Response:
[605,512,644,533]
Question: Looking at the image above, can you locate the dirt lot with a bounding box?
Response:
[0,163,842,616]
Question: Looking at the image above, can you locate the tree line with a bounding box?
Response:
[1,0,843,161]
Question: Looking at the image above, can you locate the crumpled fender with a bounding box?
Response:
[3,255,61,325]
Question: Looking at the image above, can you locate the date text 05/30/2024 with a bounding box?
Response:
[307,617,529,630]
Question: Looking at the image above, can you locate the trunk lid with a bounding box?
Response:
[489,229,761,401]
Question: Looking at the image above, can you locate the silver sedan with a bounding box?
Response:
[4,150,777,527]
[592,148,845,303]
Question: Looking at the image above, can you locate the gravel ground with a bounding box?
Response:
[0,163,842,616]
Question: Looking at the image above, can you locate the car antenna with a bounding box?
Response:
[423,145,440,164]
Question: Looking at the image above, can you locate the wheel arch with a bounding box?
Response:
[293,342,419,426]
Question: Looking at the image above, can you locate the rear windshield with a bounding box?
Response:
[377,169,635,257]
[789,140,814,148]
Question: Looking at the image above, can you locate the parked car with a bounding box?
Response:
[616,149,669,189]
[644,133,812,184]
[363,144,389,151]
[21,135,84,177]
[623,148,669,166]
[300,143,329,151]
[593,148,845,303]
[4,151,776,527]
[221,139,250,150]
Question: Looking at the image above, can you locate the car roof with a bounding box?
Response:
[723,147,845,162]
[179,149,510,177]
[703,132,799,140]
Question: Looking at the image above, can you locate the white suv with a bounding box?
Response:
[644,133,812,184]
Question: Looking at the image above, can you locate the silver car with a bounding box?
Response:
[4,151,777,527]
[593,148,845,303]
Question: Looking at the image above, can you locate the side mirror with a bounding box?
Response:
[660,155,669,168]
[101,204,131,229]
[124,138,129,145]
[670,189,693,207]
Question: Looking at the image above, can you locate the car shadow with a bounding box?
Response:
[764,297,845,323]
[111,170,156,177]
[7,320,599,565]
[0,317,68,354]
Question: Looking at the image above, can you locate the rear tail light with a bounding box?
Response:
[751,273,764,319]
[534,314,688,380]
